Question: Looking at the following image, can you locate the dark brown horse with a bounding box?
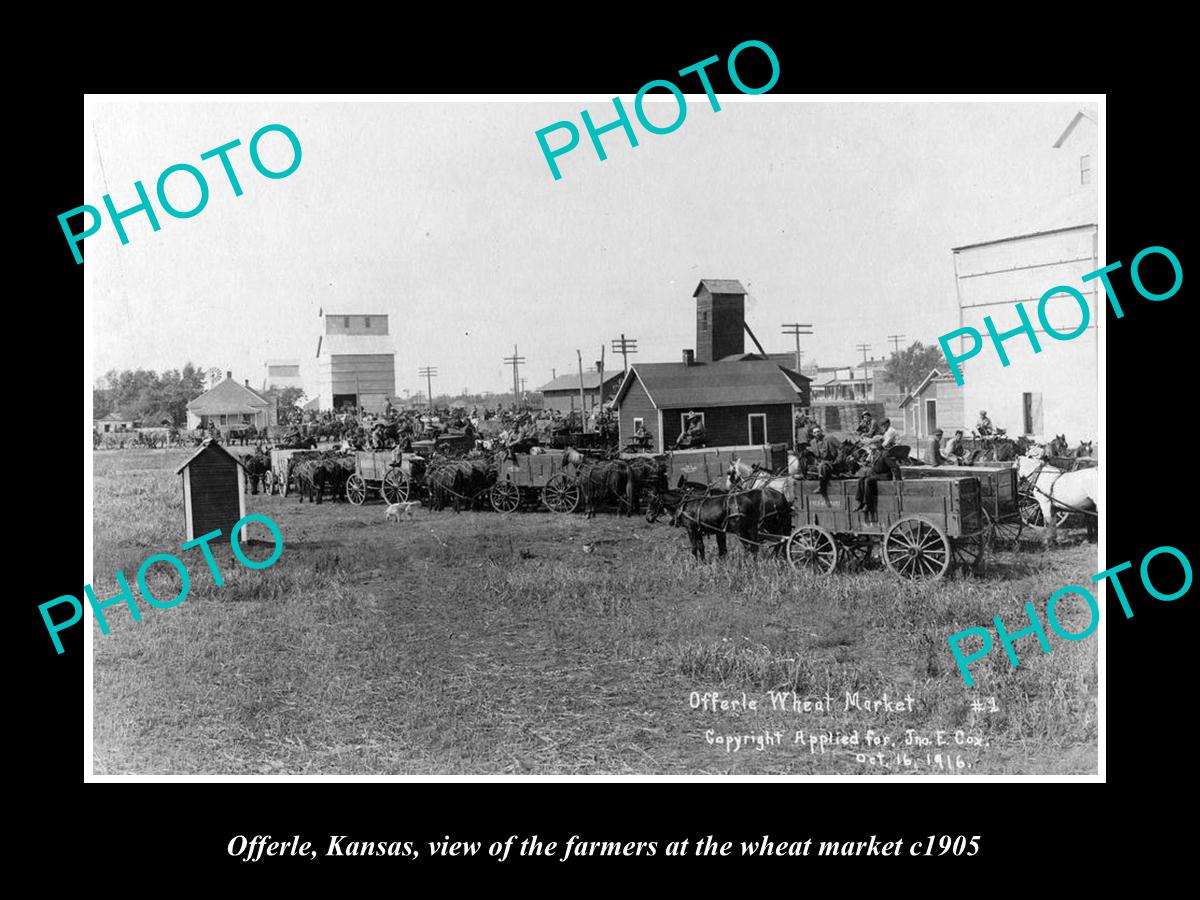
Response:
[671,487,791,560]
[563,448,638,518]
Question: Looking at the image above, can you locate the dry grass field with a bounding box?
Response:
[92,449,1098,775]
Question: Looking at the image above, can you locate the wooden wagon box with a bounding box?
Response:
[662,444,789,486]
[900,464,1018,522]
[795,476,983,538]
[496,450,570,487]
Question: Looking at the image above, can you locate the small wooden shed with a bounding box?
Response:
[175,440,247,543]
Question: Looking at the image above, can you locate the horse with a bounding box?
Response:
[727,458,793,495]
[244,452,270,495]
[563,448,637,518]
[646,475,711,524]
[1016,454,1097,544]
[671,487,791,560]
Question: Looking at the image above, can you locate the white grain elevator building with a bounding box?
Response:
[949,109,1098,442]
[315,311,396,413]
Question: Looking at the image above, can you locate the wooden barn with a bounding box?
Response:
[538,369,624,414]
[175,440,247,543]
[614,357,809,451]
[613,277,810,451]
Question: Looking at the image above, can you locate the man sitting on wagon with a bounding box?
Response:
[976,410,995,437]
[810,426,843,495]
[856,411,880,438]
[674,413,707,449]
[946,429,968,466]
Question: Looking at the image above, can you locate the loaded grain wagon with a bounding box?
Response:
[175,440,248,543]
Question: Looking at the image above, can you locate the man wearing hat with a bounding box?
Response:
[810,425,843,495]
[675,412,706,449]
[856,411,880,438]
[946,429,968,465]
[976,410,994,437]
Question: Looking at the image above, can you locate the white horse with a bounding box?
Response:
[1015,455,1097,544]
[728,458,796,497]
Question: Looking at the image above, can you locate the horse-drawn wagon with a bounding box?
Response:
[901,463,1023,546]
[268,448,320,496]
[655,444,791,489]
[785,475,989,580]
[344,450,422,506]
[489,450,579,513]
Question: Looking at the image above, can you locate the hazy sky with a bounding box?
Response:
[86,99,1096,396]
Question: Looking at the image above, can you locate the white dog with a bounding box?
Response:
[385,501,421,522]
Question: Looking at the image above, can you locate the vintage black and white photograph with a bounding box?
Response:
[85,96,1100,776]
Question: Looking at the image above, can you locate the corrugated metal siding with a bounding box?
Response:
[325,354,396,396]
[186,449,241,542]
[618,377,656,447]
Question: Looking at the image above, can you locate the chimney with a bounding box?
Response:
[226,370,232,381]
[683,349,695,366]
[244,379,250,388]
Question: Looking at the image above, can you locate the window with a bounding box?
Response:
[364,317,371,328]
[633,417,644,431]
[343,316,350,328]
[680,412,706,436]
[748,413,767,444]
[1022,392,1044,436]
[1080,154,1092,185]
[925,399,937,436]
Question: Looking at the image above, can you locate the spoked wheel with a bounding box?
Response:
[261,470,275,495]
[542,474,580,513]
[346,473,367,506]
[839,534,875,571]
[382,469,409,504]
[786,525,839,574]
[984,508,1024,547]
[883,516,952,580]
[1019,493,1069,528]
[952,533,989,577]
[490,480,520,513]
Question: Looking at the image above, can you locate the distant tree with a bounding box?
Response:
[262,386,306,423]
[92,361,212,427]
[883,341,943,395]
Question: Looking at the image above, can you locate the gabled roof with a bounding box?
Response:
[96,411,130,422]
[538,371,623,393]
[174,439,247,474]
[899,368,951,407]
[718,351,795,363]
[186,377,271,414]
[614,359,809,409]
[1053,109,1096,149]
[693,278,746,297]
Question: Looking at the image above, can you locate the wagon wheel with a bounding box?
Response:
[262,470,275,495]
[542,474,580,513]
[382,468,409,504]
[984,507,1023,547]
[952,533,989,577]
[882,516,951,580]
[346,473,367,506]
[490,480,521,513]
[839,534,875,571]
[786,525,839,574]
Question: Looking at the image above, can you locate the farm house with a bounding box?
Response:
[185,372,274,430]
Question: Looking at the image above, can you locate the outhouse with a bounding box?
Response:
[175,440,248,543]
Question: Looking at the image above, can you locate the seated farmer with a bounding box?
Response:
[856,411,879,438]
[674,413,706,449]
[810,426,843,495]
[794,415,816,451]
[976,410,994,437]
[854,436,894,518]
[928,428,947,467]
[634,422,653,450]
[946,429,968,465]
[878,418,903,480]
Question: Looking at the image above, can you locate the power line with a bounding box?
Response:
[887,334,906,354]
[418,366,437,412]
[781,323,813,372]
[503,345,526,407]
[610,334,638,372]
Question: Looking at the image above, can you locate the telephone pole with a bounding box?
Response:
[781,323,813,372]
[888,333,906,355]
[856,343,871,367]
[503,345,526,407]
[611,333,638,372]
[418,366,437,412]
